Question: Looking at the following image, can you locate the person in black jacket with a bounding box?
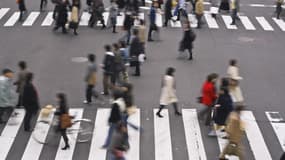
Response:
[22,73,39,132]
[102,45,115,95]
[179,23,195,60]
[163,0,173,27]
[53,0,70,34]
[129,29,143,76]
[123,11,134,45]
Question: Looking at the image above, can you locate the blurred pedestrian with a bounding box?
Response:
[40,0,48,11]
[119,41,130,82]
[84,54,97,104]
[156,67,182,118]
[178,23,196,60]
[112,43,125,84]
[219,105,245,160]
[22,73,39,132]
[137,19,146,57]
[123,11,134,45]
[276,0,284,19]
[163,0,173,27]
[198,73,218,126]
[102,45,115,96]
[14,61,29,107]
[210,0,219,18]
[88,0,106,29]
[195,0,204,28]
[0,69,17,123]
[230,0,240,25]
[110,0,118,33]
[116,0,125,15]
[69,0,80,35]
[219,0,230,13]
[147,1,159,41]
[17,0,27,21]
[129,29,143,76]
[53,0,70,34]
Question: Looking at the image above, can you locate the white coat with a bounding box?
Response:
[160,75,178,105]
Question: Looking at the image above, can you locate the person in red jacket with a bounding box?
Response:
[198,73,219,126]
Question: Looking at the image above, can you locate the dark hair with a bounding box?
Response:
[207,73,218,82]
[221,77,229,88]
[18,61,27,70]
[220,87,229,95]
[119,40,126,48]
[230,59,237,66]
[88,54,96,62]
[104,45,111,51]
[2,68,13,75]
[166,67,175,76]
[26,72,34,83]
[140,19,145,25]
[113,43,119,50]
[133,28,139,35]
[57,93,68,113]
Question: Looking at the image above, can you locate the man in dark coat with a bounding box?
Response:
[163,0,173,27]
[147,2,158,41]
[123,11,134,45]
[18,0,27,21]
[101,45,115,95]
[129,29,143,76]
[179,23,195,60]
[53,0,70,33]
[22,73,39,132]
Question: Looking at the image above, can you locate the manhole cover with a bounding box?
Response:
[238,37,255,42]
[71,57,88,63]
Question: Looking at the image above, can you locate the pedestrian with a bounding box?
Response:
[178,23,196,60]
[88,0,106,29]
[129,29,143,76]
[53,0,70,34]
[137,19,146,57]
[198,73,218,126]
[156,67,182,118]
[163,0,173,27]
[110,0,118,33]
[230,0,240,25]
[40,0,48,11]
[119,41,130,82]
[68,0,80,35]
[102,89,126,148]
[208,87,233,136]
[55,93,70,150]
[123,11,134,45]
[219,105,245,160]
[276,0,284,19]
[112,43,125,84]
[102,45,115,96]
[195,0,204,28]
[108,122,129,160]
[14,61,29,107]
[147,1,159,42]
[83,54,97,104]
[227,59,244,105]
[17,0,27,21]
[210,0,219,18]
[22,72,40,132]
[219,0,230,13]
[116,0,125,15]
[0,69,17,124]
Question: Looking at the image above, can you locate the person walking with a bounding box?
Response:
[137,20,146,57]
[0,69,17,124]
[129,29,143,77]
[102,45,115,96]
[210,0,219,18]
[110,0,118,33]
[147,1,159,42]
[198,73,218,126]
[195,0,204,28]
[123,11,134,45]
[53,0,70,34]
[116,0,125,15]
[40,0,48,11]
[163,0,173,27]
[55,93,70,150]
[83,54,97,104]
[230,0,240,25]
[88,0,106,29]
[156,67,182,118]
[112,43,125,84]
[17,0,27,21]
[219,0,230,13]
[14,61,29,108]
[22,73,39,132]
[69,0,80,35]
[276,0,284,19]
[219,105,245,160]
[179,23,196,60]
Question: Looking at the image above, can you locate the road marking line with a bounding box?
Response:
[22,112,54,160]
[79,12,91,26]
[0,8,10,20]
[256,17,274,31]
[204,13,219,28]
[0,109,25,160]
[250,4,265,7]
[188,14,198,28]
[182,109,207,160]
[55,109,84,160]
[272,18,285,31]
[221,15,237,29]
[154,109,173,160]
[116,12,125,26]
[22,12,40,26]
[125,109,140,160]
[265,112,285,151]
[88,109,109,160]
[4,12,20,27]
[41,12,54,26]
[241,111,272,160]
[156,13,163,27]
[239,16,256,30]
[97,12,109,26]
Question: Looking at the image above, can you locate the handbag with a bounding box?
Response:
[69,21,78,29]
[60,114,72,129]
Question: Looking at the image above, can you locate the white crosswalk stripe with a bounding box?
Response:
[0,109,25,160]
[4,12,20,27]
[256,17,274,31]
[23,12,40,26]
[239,16,256,30]
[204,13,219,29]
[97,12,109,26]
[79,12,91,26]
[272,18,285,31]
[41,12,54,26]
[0,8,10,20]
[221,15,238,29]
[156,13,163,27]
[154,109,173,160]
[116,13,125,26]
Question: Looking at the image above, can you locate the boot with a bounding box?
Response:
[61,144,70,150]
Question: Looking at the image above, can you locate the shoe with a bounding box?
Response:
[132,74,140,77]
[230,22,235,25]
[101,25,106,29]
[24,128,33,132]
[156,112,163,118]
[61,144,70,150]
[83,100,91,104]
[148,39,154,42]
[188,56,193,60]
[219,158,228,160]
[175,111,182,116]
[74,32,78,35]
[112,31,117,33]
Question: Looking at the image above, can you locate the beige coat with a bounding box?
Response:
[138,25,146,43]
[226,112,244,144]
[70,6,79,23]
[160,75,178,105]
[195,0,204,15]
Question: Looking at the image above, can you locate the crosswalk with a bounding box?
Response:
[1,8,285,32]
[0,107,284,160]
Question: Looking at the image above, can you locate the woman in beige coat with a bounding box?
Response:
[70,0,80,35]
[156,67,181,118]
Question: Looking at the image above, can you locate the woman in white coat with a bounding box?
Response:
[156,67,182,118]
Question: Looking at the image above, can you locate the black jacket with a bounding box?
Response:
[129,36,142,58]
[103,52,115,74]
[109,103,122,123]
[214,93,233,125]
[22,83,39,112]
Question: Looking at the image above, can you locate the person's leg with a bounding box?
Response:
[24,110,32,131]
[187,48,193,60]
[231,9,236,24]
[172,102,181,115]
[61,24,67,33]
[205,107,213,126]
[86,85,94,103]
[103,74,109,95]
[102,123,116,148]
[0,108,5,123]
[148,26,153,41]
[126,29,131,44]
[219,143,230,159]
[61,129,70,149]
[40,0,44,11]
[156,105,165,118]
[135,62,140,76]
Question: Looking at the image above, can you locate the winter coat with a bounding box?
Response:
[56,2,69,26]
[214,92,233,125]
[180,29,194,50]
[226,111,244,144]
[164,0,173,20]
[160,75,178,105]
[138,25,146,43]
[102,52,115,75]
[22,82,40,113]
[70,5,79,23]
[123,14,134,30]
[201,81,217,106]
[129,36,143,59]
[109,98,126,123]
[85,62,97,85]
[149,6,156,25]
[15,69,29,94]
[195,0,204,15]
[0,76,17,108]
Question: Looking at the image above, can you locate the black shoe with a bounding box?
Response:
[188,57,193,60]
[175,111,182,116]
[61,145,70,150]
[148,39,154,42]
[74,31,78,35]
[156,112,163,118]
[219,158,228,160]
[132,74,140,76]
[230,22,235,25]
[101,25,106,29]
